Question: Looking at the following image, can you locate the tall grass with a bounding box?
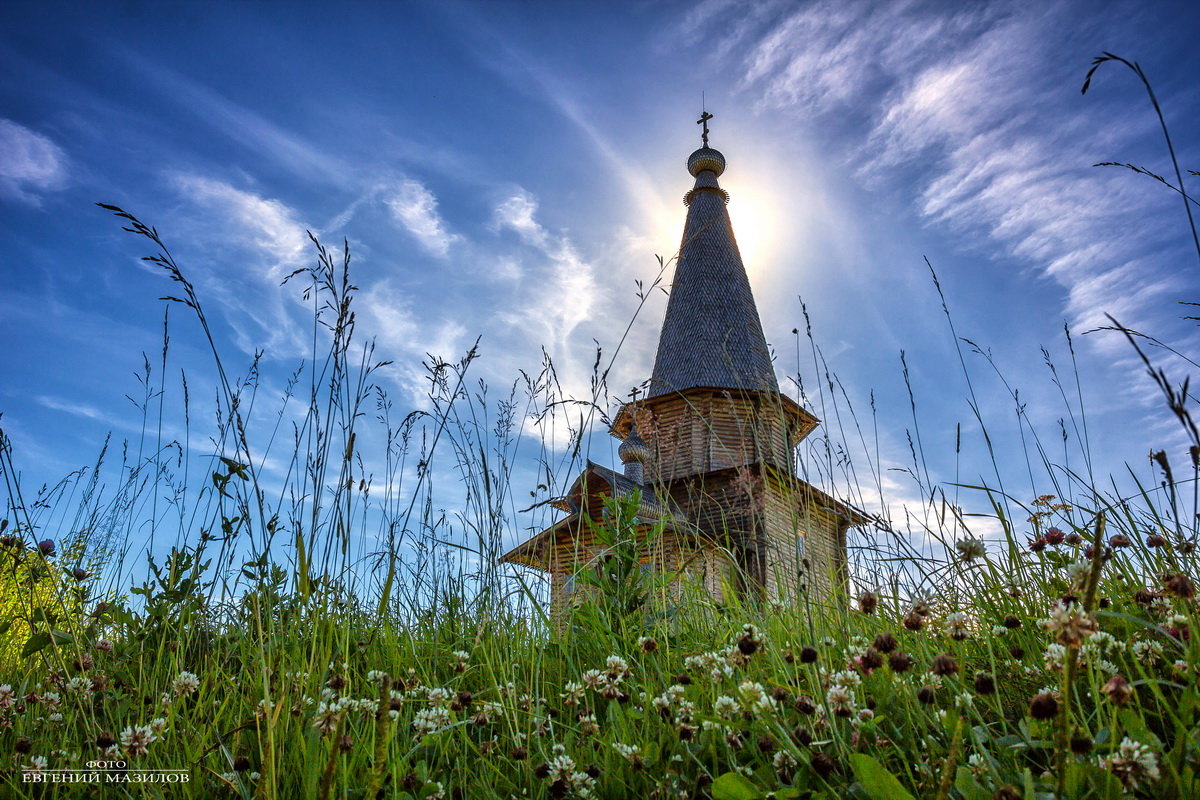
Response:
[1,52,1198,799]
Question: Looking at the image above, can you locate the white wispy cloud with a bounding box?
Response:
[172,174,309,279]
[385,179,459,258]
[167,174,312,357]
[728,3,1186,341]
[493,188,597,352]
[0,119,67,203]
[360,281,467,405]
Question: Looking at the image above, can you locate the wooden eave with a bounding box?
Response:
[610,388,819,446]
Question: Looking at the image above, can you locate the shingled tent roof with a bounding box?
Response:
[648,146,779,399]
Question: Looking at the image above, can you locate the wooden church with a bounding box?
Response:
[501,117,866,615]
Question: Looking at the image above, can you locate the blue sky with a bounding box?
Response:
[2,0,1199,567]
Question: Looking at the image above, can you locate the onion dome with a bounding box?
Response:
[618,421,650,484]
[687,147,726,178]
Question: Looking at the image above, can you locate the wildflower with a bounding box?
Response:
[859,648,883,671]
[1108,534,1132,548]
[930,654,959,677]
[412,707,452,735]
[794,695,816,714]
[311,701,344,734]
[888,652,914,673]
[773,748,798,776]
[858,591,878,614]
[1029,692,1058,720]
[71,567,89,581]
[577,713,599,736]
[713,695,740,719]
[1100,737,1160,790]
[917,686,936,705]
[426,687,452,707]
[1044,601,1099,647]
[945,612,969,640]
[561,681,584,706]
[613,742,639,760]
[825,685,855,717]
[1163,573,1195,598]
[66,676,92,693]
[119,724,157,756]
[1103,675,1134,705]
[605,655,630,679]
[172,671,200,696]
[903,611,924,631]
[1028,537,1047,553]
[799,646,818,663]
[1044,527,1066,545]
[739,681,777,713]
[0,685,15,709]
[639,636,658,653]
[26,755,49,777]
[1131,640,1163,665]
[1146,534,1168,548]
[872,633,897,653]
[956,538,987,561]
[1043,643,1067,671]
[811,752,836,777]
[37,540,55,556]
[972,672,995,695]
[1067,560,1091,586]
[1071,734,1094,755]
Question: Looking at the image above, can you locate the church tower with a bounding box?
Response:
[501,115,865,614]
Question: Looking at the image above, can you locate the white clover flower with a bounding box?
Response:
[172,671,200,696]
[613,742,640,759]
[1167,614,1189,629]
[1044,643,1068,671]
[425,687,452,706]
[773,749,798,773]
[819,636,836,647]
[47,712,63,723]
[426,781,446,800]
[945,612,969,639]
[956,538,987,561]
[41,692,61,710]
[967,753,987,778]
[413,707,451,735]
[991,625,1009,636]
[1132,640,1164,665]
[1100,737,1160,790]
[119,724,157,756]
[0,685,14,708]
[149,717,168,735]
[451,650,470,663]
[26,755,49,776]
[547,753,577,779]
[829,669,862,688]
[605,655,630,676]
[713,695,741,719]
[66,676,92,693]
[311,701,343,733]
[825,684,856,716]
[1067,561,1091,585]
[366,670,388,686]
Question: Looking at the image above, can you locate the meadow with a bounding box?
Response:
[1,54,1198,799]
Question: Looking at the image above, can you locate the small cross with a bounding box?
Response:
[697,111,713,147]
[628,387,641,404]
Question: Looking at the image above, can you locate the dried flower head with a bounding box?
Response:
[930,654,959,677]
[1029,692,1058,720]
[1102,675,1134,705]
[858,592,878,614]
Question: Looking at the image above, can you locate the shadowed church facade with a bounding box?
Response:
[501,117,866,615]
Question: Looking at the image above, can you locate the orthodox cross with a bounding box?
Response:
[697,110,713,147]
